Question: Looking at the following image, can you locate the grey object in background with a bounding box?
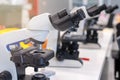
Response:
[0,5,22,28]
[38,0,70,14]
[107,0,120,13]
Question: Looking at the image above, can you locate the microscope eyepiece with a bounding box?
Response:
[87,4,107,16]
[71,9,86,21]
[49,9,85,31]
[113,5,119,10]
[106,5,119,13]
[57,9,68,18]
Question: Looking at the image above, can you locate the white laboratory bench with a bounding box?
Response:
[26,28,114,80]
[48,28,114,80]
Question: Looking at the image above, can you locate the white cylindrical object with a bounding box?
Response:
[27,13,54,31]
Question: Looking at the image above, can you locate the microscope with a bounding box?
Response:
[0,13,56,80]
[0,7,86,80]
[97,5,120,80]
[52,4,107,67]
[97,5,119,27]
[80,5,119,49]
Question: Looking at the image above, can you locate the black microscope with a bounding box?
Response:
[54,4,107,63]
[10,38,54,80]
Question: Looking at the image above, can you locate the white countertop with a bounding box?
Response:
[26,28,113,80]
[49,28,114,80]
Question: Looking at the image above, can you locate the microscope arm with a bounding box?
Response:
[71,4,107,20]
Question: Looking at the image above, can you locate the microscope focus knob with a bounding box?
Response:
[0,71,12,80]
[32,73,49,80]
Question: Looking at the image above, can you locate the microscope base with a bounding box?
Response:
[79,43,101,49]
[49,58,83,68]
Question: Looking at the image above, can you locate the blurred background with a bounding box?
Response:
[0,0,119,29]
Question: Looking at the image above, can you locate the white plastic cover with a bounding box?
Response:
[27,13,55,31]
